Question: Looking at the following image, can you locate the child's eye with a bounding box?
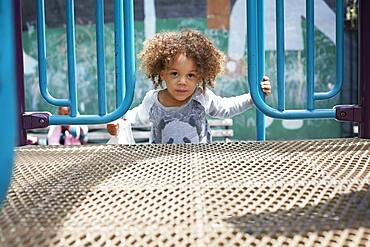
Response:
[169,72,178,77]
[188,73,196,79]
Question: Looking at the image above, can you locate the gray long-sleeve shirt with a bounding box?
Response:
[125,88,253,144]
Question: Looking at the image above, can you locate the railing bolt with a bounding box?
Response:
[340,112,346,117]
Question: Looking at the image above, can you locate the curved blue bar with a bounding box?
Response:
[0,1,16,206]
[306,0,314,111]
[96,0,107,116]
[66,0,78,117]
[36,0,69,106]
[256,0,265,141]
[314,0,344,100]
[247,88,336,119]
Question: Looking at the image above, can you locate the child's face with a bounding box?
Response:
[58,106,70,115]
[160,53,199,105]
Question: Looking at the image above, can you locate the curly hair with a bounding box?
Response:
[139,29,225,90]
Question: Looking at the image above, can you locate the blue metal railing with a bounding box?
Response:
[96,0,107,116]
[36,0,135,125]
[66,0,78,117]
[314,1,344,101]
[0,1,17,206]
[247,0,344,123]
[276,0,285,112]
[36,0,69,106]
[255,0,266,141]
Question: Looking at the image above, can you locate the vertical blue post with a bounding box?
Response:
[306,0,314,110]
[0,1,16,206]
[314,0,344,100]
[36,0,49,103]
[276,0,285,111]
[334,0,344,99]
[114,0,125,108]
[123,0,136,107]
[37,0,69,106]
[66,0,78,116]
[256,0,265,141]
[247,0,259,122]
[96,0,107,116]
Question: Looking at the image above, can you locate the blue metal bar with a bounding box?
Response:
[247,0,335,120]
[314,0,344,100]
[249,79,336,119]
[96,0,107,116]
[306,0,314,111]
[114,0,125,107]
[36,0,69,106]
[0,0,16,206]
[66,0,78,117]
[256,0,265,141]
[247,0,259,108]
[276,0,285,111]
[122,0,136,109]
[49,0,136,125]
[50,112,132,125]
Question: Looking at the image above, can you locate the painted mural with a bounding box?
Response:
[22,0,342,140]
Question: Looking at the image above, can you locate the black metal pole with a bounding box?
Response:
[14,0,27,146]
[359,0,370,139]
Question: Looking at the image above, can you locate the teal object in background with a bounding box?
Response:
[0,1,16,206]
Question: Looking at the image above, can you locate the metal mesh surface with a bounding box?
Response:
[0,138,369,246]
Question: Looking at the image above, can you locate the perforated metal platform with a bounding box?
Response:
[0,139,369,246]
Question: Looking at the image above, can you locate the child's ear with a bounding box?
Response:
[160,70,165,80]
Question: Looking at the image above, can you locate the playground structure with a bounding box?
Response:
[0,0,369,246]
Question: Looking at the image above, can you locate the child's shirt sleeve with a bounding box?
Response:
[47,125,62,145]
[124,90,156,126]
[203,89,253,118]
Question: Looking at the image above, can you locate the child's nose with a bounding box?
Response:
[178,76,187,84]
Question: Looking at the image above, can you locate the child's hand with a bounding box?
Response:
[107,122,119,136]
[261,76,272,96]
